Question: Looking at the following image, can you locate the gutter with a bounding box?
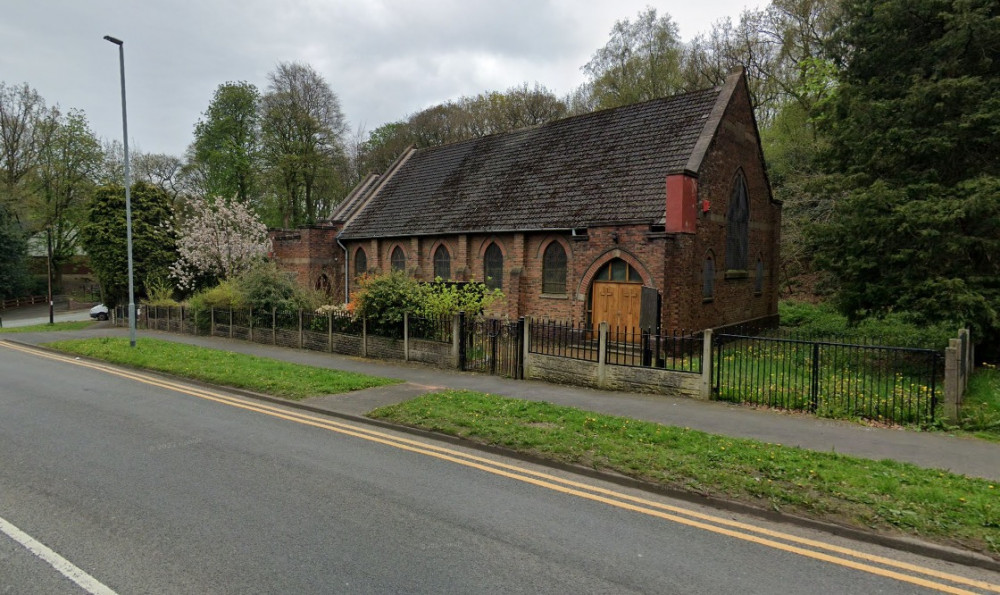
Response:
[336,232,350,303]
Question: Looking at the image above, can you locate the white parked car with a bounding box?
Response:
[89,304,109,321]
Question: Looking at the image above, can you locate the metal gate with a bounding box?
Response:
[460,315,523,378]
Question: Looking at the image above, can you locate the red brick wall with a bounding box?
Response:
[269,224,345,301]
[680,76,782,331]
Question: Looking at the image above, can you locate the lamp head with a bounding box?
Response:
[103,35,123,46]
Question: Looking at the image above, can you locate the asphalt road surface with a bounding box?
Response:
[1,341,997,594]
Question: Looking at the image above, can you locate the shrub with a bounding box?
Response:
[351,272,423,337]
[778,300,953,349]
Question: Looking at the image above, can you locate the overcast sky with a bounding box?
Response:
[2,0,761,158]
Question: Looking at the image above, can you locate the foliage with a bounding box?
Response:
[79,182,177,307]
[779,300,954,349]
[188,81,262,206]
[350,271,424,336]
[144,274,180,307]
[812,0,1000,348]
[169,195,271,291]
[582,7,685,110]
[350,272,505,336]
[356,83,567,177]
[45,337,399,400]
[186,260,320,315]
[260,62,348,228]
[958,365,1000,437]
[0,204,29,298]
[418,279,504,318]
[371,390,999,556]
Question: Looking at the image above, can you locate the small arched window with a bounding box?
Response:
[484,243,503,289]
[390,246,406,272]
[354,248,367,277]
[433,245,451,280]
[755,258,764,294]
[315,274,331,296]
[594,258,642,283]
[703,254,716,300]
[542,242,567,294]
[725,173,750,271]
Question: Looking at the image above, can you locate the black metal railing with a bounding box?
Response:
[528,319,598,362]
[408,314,453,343]
[605,327,702,373]
[713,333,942,425]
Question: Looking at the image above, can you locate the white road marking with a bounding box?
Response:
[0,515,117,595]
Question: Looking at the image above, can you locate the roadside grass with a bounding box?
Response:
[954,365,1000,441]
[44,337,400,399]
[0,321,95,333]
[370,390,1000,557]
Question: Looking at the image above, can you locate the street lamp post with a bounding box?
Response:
[104,34,136,347]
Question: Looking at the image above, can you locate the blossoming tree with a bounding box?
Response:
[170,197,271,290]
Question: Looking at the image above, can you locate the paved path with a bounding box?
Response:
[9,324,999,481]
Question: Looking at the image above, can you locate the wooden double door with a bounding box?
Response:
[592,281,642,337]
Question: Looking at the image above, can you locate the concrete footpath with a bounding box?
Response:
[8,322,999,482]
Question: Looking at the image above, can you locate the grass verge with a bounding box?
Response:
[370,390,999,557]
[44,337,400,400]
[957,365,1000,441]
[0,321,95,333]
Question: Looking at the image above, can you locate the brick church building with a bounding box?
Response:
[272,70,781,333]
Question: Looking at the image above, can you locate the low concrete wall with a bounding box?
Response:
[524,351,702,398]
[408,338,454,368]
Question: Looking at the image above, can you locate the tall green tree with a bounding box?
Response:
[260,62,347,228]
[0,204,29,298]
[80,182,177,306]
[582,7,686,109]
[188,81,261,206]
[30,108,103,287]
[813,0,1000,342]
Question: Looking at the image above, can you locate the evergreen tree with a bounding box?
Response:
[813,0,1000,343]
[80,182,177,306]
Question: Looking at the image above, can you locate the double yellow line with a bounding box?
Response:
[4,340,998,594]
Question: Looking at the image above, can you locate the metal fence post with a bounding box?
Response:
[249,306,253,342]
[516,316,525,380]
[362,317,368,358]
[298,309,304,349]
[810,342,821,412]
[211,307,215,337]
[272,307,277,345]
[458,311,466,370]
[328,311,333,353]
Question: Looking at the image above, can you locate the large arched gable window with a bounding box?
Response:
[390,246,406,272]
[354,247,367,277]
[725,172,750,271]
[542,242,567,294]
[483,242,503,289]
[433,245,451,280]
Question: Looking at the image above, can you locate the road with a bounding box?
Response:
[1,341,997,594]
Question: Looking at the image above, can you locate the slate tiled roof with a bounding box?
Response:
[338,84,725,239]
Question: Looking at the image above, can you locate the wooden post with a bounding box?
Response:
[211,307,215,337]
[272,307,277,345]
[328,311,333,353]
[249,306,253,342]
[298,309,304,349]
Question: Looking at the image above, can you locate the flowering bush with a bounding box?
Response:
[169,196,271,291]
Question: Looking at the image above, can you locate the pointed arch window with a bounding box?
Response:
[354,247,367,277]
[703,253,716,301]
[542,242,567,294]
[755,257,764,294]
[433,245,451,280]
[390,246,406,272]
[725,173,750,271]
[484,243,503,289]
